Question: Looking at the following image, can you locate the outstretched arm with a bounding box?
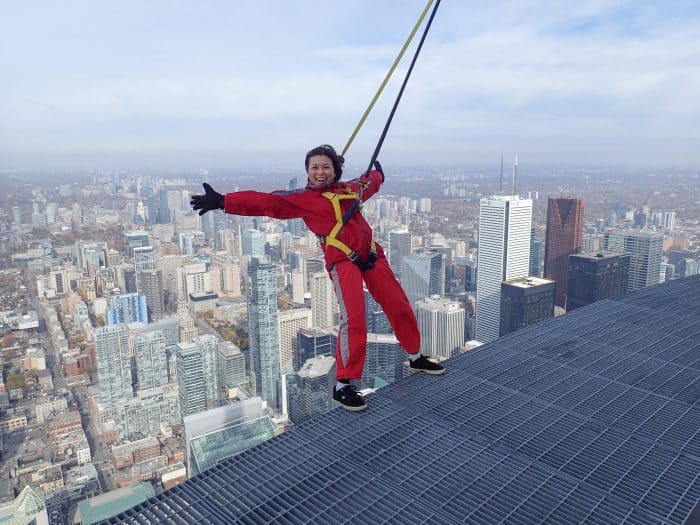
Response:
[191,183,307,220]
[190,183,224,216]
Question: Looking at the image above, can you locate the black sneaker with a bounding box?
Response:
[333,384,367,411]
[409,354,445,375]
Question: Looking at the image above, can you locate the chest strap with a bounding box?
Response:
[319,189,377,271]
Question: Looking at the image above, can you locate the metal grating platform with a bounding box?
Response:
[106,275,700,524]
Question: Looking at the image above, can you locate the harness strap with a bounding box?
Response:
[320,189,377,271]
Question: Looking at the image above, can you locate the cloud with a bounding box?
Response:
[1,0,699,169]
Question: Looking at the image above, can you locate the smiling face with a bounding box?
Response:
[306,154,336,188]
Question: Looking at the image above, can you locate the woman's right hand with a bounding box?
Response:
[190,183,224,216]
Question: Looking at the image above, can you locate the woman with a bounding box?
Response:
[191,145,444,411]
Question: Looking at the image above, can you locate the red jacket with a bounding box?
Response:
[223,170,386,269]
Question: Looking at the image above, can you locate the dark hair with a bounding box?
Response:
[305,144,344,181]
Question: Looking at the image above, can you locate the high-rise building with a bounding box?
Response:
[566,253,631,311]
[125,230,150,257]
[190,335,220,408]
[95,324,133,412]
[475,195,532,343]
[134,330,168,391]
[364,288,392,334]
[604,229,663,293]
[176,342,206,419]
[286,355,336,425]
[360,334,404,390]
[134,245,156,273]
[310,271,337,328]
[247,259,281,410]
[400,251,445,309]
[678,258,699,278]
[544,197,584,308]
[115,386,180,440]
[218,342,246,393]
[107,293,148,325]
[277,308,312,374]
[529,228,542,277]
[388,230,413,275]
[138,269,164,322]
[500,277,555,336]
[415,297,465,359]
[242,229,266,258]
[295,327,336,372]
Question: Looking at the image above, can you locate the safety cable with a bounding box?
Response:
[341,0,436,158]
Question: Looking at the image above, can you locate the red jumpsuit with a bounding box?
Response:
[222,170,420,380]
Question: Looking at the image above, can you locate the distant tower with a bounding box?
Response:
[388,229,413,275]
[286,355,336,425]
[310,272,337,328]
[604,229,663,293]
[191,335,220,408]
[107,293,148,325]
[218,342,246,395]
[294,328,336,372]
[475,195,532,343]
[95,324,133,413]
[529,228,542,277]
[138,269,164,322]
[400,251,445,309]
[416,297,465,359]
[277,308,312,374]
[364,288,392,334]
[544,197,584,308]
[360,334,404,390]
[176,342,207,418]
[134,330,168,391]
[500,277,555,336]
[567,253,630,311]
[247,258,281,410]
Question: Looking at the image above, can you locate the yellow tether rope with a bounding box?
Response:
[341,0,435,157]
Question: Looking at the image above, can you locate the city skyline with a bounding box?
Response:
[2,1,700,171]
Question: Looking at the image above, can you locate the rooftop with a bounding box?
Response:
[108,275,700,524]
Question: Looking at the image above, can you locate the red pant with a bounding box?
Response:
[328,257,420,380]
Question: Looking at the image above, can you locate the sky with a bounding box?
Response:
[1,0,699,171]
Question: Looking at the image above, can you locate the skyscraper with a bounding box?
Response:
[134,330,168,391]
[544,197,584,308]
[604,229,663,293]
[138,269,164,322]
[192,335,220,409]
[388,229,413,275]
[176,342,206,418]
[400,251,445,309]
[415,297,465,359]
[529,227,542,277]
[218,342,246,393]
[95,324,133,413]
[500,277,555,336]
[310,271,337,328]
[361,334,404,390]
[567,253,631,311]
[247,258,281,410]
[295,327,336,372]
[286,355,336,425]
[107,293,148,325]
[475,195,532,343]
[277,308,312,374]
[364,288,392,334]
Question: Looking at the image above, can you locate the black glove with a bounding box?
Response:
[373,160,384,182]
[190,183,224,216]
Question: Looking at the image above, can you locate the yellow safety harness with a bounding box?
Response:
[319,184,377,272]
